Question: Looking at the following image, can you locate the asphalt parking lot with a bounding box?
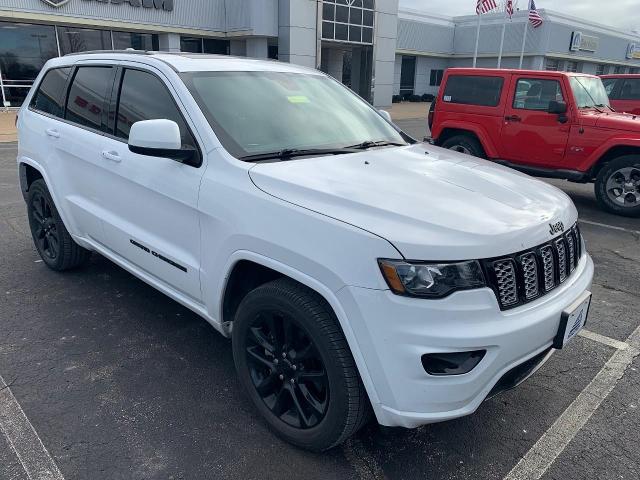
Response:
[1,135,639,479]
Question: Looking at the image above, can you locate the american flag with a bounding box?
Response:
[528,0,543,27]
[476,0,498,15]
[506,0,514,18]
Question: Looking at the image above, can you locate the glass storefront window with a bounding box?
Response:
[113,31,159,51]
[321,0,375,44]
[58,27,111,55]
[181,37,230,55]
[180,37,203,53]
[0,21,58,106]
[203,39,229,55]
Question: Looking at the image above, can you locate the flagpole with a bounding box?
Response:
[497,7,507,68]
[473,12,481,67]
[518,17,528,69]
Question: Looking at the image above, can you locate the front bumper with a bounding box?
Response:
[337,253,594,428]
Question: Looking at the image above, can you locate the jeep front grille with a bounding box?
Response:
[484,223,583,310]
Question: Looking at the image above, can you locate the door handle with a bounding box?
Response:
[504,115,521,122]
[45,128,60,138]
[101,150,122,163]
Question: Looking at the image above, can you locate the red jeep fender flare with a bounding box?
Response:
[580,136,640,173]
[433,120,498,158]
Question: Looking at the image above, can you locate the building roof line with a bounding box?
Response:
[398,7,640,41]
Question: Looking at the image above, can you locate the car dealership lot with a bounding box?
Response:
[0,140,638,479]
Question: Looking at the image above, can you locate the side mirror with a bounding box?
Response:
[128,119,195,162]
[378,109,392,123]
[548,100,567,115]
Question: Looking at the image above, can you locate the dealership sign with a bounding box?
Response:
[41,0,174,11]
[41,0,71,6]
[570,32,599,52]
[627,43,640,60]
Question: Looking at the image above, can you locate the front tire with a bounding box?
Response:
[441,134,485,158]
[594,156,640,217]
[27,179,91,270]
[232,278,370,451]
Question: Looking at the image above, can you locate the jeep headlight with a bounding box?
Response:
[378,259,486,298]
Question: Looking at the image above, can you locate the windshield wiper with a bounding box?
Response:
[596,103,616,112]
[346,140,406,150]
[239,147,359,162]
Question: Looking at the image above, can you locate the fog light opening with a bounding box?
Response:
[421,350,486,376]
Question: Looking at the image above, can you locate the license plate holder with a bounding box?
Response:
[553,291,592,349]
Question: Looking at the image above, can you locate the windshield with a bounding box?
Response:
[181,71,407,159]
[570,76,610,109]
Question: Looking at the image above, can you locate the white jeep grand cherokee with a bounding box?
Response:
[17,52,594,451]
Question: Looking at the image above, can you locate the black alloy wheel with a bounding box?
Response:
[232,278,371,451]
[245,309,329,429]
[29,190,60,261]
[27,179,91,270]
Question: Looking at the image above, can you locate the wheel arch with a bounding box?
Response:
[218,251,382,407]
[589,144,640,180]
[18,159,84,246]
[434,123,496,158]
[18,161,45,201]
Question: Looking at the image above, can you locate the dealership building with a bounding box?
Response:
[1,0,639,108]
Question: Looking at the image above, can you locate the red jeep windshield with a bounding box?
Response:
[570,77,610,109]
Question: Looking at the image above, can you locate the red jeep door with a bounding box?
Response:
[499,76,571,168]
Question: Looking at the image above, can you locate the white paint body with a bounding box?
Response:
[17,53,594,428]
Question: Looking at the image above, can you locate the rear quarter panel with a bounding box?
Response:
[432,71,510,158]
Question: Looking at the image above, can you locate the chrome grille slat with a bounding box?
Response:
[519,253,539,299]
[487,223,582,310]
[556,239,567,282]
[566,231,576,273]
[540,246,555,291]
[493,259,518,306]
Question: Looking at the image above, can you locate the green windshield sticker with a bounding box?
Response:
[287,95,310,104]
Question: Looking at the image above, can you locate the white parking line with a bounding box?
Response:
[578,329,629,351]
[579,219,640,236]
[503,324,640,480]
[0,374,65,480]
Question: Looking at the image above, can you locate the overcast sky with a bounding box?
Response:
[399,0,639,32]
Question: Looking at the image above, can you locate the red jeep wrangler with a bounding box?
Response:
[601,74,640,115]
[429,68,640,217]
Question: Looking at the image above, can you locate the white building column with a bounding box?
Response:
[230,40,247,56]
[372,0,399,107]
[246,37,269,58]
[278,0,317,69]
[158,33,180,52]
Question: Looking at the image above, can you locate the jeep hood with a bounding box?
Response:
[248,144,578,260]
[594,111,640,132]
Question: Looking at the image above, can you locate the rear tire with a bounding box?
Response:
[594,155,640,217]
[27,179,91,271]
[441,134,485,158]
[232,278,371,451]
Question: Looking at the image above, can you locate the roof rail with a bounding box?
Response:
[63,49,152,57]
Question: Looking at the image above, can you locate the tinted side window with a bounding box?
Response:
[602,78,618,98]
[443,75,504,107]
[513,78,564,110]
[30,68,71,117]
[620,79,640,100]
[115,69,197,152]
[65,67,113,131]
